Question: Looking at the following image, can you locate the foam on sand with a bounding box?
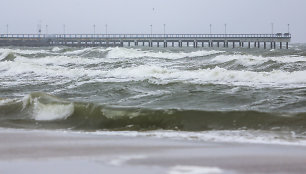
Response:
[93,130,306,146]
[168,166,224,174]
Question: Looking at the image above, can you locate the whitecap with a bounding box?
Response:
[106,47,223,59]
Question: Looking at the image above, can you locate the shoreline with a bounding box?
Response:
[1,128,306,174]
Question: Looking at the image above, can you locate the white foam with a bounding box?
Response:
[108,155,146,166]
[2,58,306,88]
[32,98,74,121]
[106,47,223,59]
[21,94,75,121]
[14,55,104,66]
[169,166,223,174]
[51,47,62,52]
[0,48,48,55]
[0,98,18,105]
[106,65,306,87]
[93,130,306,146]
[212,54,306,66]
[0,51,12,61]
[63,47,95,55]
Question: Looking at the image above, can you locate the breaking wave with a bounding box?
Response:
[106,47,224,59]
[2,58,306,87]
[1,92,306,132]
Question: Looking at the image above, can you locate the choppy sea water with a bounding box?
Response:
[1,44,306,145]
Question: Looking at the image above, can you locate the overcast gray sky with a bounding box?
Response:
[1,0,305,43]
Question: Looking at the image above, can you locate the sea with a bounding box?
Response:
[1,44,306,145]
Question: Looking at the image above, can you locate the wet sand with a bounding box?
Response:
[0,129,306,174]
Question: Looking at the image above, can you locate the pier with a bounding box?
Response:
[0,33,291,49]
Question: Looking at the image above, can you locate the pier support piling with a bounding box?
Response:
[274,42,276,49]
[264,42,266,49]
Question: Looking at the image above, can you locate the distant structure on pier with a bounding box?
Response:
[0,33,291,49]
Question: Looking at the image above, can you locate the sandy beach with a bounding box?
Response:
[0,129,305,174]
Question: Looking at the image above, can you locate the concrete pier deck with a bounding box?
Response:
[0,33,291,48]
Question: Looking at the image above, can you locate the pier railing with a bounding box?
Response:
[0,33,291,39]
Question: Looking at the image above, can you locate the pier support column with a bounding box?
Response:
[217,42,220,48]
[172,42,174,47]
[187,42,189,47]
[157,42,159,47]
[254,42,257,48]
[120,40,123,47]
[286,42,289,49]
[226,42,229,48]
[248,42,250,48]
[280,42,282,49]
[128,42,130,47]
[143,42,145,46]
[233,42,235,48]
[179,41,182,47]
[202,42,204,47]
[242,42,244,47]
[195,41,198,48]
[258,42,260,48]
[211,42,213,47]
[264,42,266,49]
[270,42,273,49]
[239,42,241,47]
[274,42,276,49]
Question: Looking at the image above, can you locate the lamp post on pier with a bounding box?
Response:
[163,24,166,36]
[210,24,212,34]
[150,24,153,35]
[287,24,290,33]
[45,25,48,34]
[93,24,96,35]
